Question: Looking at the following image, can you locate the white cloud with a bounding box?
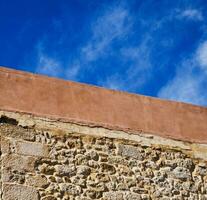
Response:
[179,9,203,21]
[101,74,125,91]
[158,41,207,106]
[33,4,132,81]
[196,41,207,73]
[99,48,152,92]
[36,53,62,77]
[99,34,152,92]
[158,66,206,105]
[81,6,131,62]
[65,62,80,80]
[34,41,62,77]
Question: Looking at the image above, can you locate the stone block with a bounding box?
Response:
[103,191,124,200]
[77,166,91,178]
[0,125,35,141]
[26,175,49,188]
[125,192,142,200]
[2,168,25,183]
[55,164,76,176]
[172,167,191,180]
[42,196,57,200]
[15,141,49,157]
[1,136,11,154]
[59,183,82,195]
[117,143,142,160]
[2,154,36,176]
[2,183,39,200]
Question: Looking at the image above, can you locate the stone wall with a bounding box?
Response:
[1,113,207,200]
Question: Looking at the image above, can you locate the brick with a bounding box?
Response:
[15,141,49,157]
[2,183,39,200]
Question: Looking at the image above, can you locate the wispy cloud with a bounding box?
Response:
[35,42,63,77]
[196,41,207,73]
[158,41,207,106]
[81,6,132,62]
[65,62,80,80]
[100,36,152,91]
[31,1,207,107]
[33,3,162,92]
[34,4,133,81]
[178,8,203,21]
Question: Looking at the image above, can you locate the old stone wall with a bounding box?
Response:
[0,114,207,200]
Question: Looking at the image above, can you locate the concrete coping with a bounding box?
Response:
[0,66,207,144]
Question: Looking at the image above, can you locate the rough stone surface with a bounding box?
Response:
[1,120,207,200]
[2,154,36,172]
[26,175,49,188]
[15,141,49,157]
[117,143,143,160]
[2,184,39,200]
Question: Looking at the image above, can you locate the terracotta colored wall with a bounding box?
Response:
[0,66,207,143]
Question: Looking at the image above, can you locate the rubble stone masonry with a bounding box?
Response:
[0,111,207,200]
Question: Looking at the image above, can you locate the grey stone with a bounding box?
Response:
[172,167,191,180]
[77,166,91,177]
[117,144,142,160]
[55,164,76,176]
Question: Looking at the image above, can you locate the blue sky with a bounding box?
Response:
[0,0,207,106]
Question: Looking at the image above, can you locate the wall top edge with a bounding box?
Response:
[0,66,207,144]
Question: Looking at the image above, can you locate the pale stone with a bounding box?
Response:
[55,164,76,176]
[1,136,11,154]
[172,167,191,180]
[77,166,91,177]
[59,183,82,195]
[71,176,86,187]
[18,118,35,128]
[2,183,39,200]
[0,125,35,141]
[87,150,99,161]
[103,191,124,200]
[125,192,142,200]
[15,141,49,157]
[75,197,90,200]
[26,175,48,188]
[2,154,36,182]
[117,144,142,160]
[2,154,36,172]
[42,196,56,200]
